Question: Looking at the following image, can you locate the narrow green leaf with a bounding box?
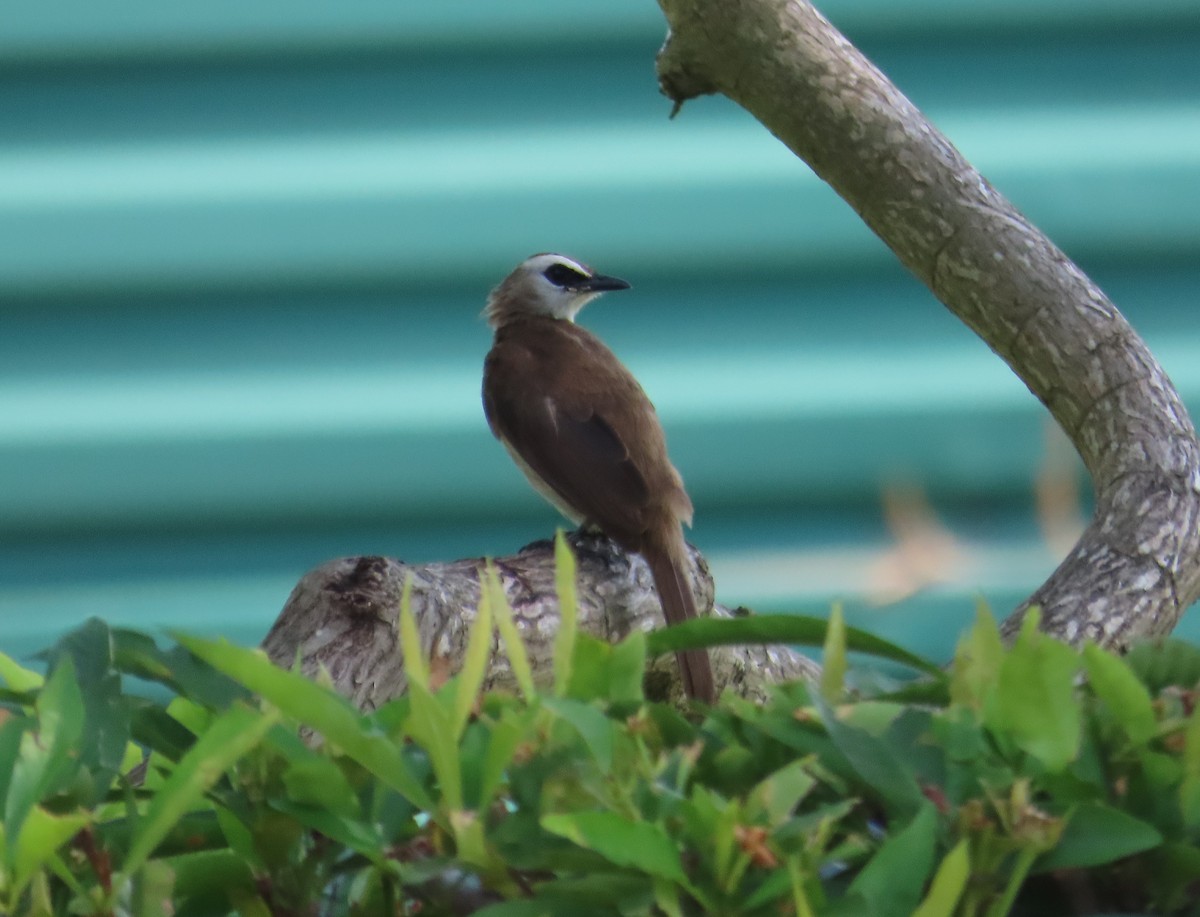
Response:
[176,636,433,812]
[270,797,383,859]
[788,856,818,917]
[405,681,462,811]
[820,604,848,703]
[5,658,85,852]
[123,703,278,875]
[12,806,90,901]
[541,811,685,883]
[984,610,1081,772]
[398,573,429,692]
[478,710,529,811]
[544,697,615,770]
[553,531,579,698]
[1035,803,1162,871]
[0,717,27,816]
[848,803,938,917]
[488,566,536,699]
[1083,643,1158,745]
[0,652,43,692]
[455,572,494,740]
[912,839,970,917]
[740,863,797,911]
[645,614,944,679]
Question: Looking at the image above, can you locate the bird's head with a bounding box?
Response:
[484,253,630,328]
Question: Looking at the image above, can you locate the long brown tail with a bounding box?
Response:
[644,539,716,704]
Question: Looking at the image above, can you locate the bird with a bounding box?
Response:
[481,253,716,703]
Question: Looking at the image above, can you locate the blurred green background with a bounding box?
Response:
[3,0,1200,662]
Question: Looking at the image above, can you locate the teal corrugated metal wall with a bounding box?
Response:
[3,1,1199,660]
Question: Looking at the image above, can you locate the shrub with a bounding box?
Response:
[3,551,1200,915]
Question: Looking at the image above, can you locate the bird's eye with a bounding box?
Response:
[543,263,589,288]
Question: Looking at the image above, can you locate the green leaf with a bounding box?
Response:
[113,629,245,709]
[1180,704,1200,831]
[950,603,1004,710]
[472,902,557,917]
[536,873,656,910]
[452,808,502,881]
[607,631,647,704]
[5,657,86,852]
[169,849,255,915]
[398,574,429,692]
[44,618,131,779]
[12,806,90,902]
[562,631,645,704]
[820,604,848,703]
[122,702,278,875]
[1125,638,1200,694]
[984,610,1081,772]
[0,716,28,816]
[541,811,685,883]
[455,571,494,740]
[0,651,43,692]
[848,803,938,917]
[177,635,433,812]
[815,695,924,819]
[645,613,944,679]
[405,680,462,811]
[129,858,176,917]
[1083,643,1158,745]
[270,797,383,859]
[564,634,609,700]
[489,567,535,700]
[477,709,529,812]
[749,760,817,826]
[554,531,579,698]
[544,697,615,770]
[281,757,361,820]
[1035,803,1162,871]
[1184,701,1200,778]
[912,839,970,917]
[1144,842,1200,912]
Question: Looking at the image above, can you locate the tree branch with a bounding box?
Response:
[655,0,1200,647]
[262,531,818,710]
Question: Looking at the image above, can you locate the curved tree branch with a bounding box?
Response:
[654,0,1200,647]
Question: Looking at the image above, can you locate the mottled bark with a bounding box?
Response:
[655,0,1200,647]
[262,531,817,711]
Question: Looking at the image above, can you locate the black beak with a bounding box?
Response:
[578,273,631,293]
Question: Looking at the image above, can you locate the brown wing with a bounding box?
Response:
[483,319,657,545]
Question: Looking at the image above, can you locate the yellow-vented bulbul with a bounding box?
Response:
[482,253,715,703]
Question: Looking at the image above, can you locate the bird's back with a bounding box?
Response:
[483,315,693,547]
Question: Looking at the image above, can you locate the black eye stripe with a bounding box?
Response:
[543,263,589,287]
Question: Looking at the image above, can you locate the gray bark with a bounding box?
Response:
[654,0,1200,647]
[262,531,818,711]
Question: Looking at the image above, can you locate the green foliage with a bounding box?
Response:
[3,575,1200,914]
